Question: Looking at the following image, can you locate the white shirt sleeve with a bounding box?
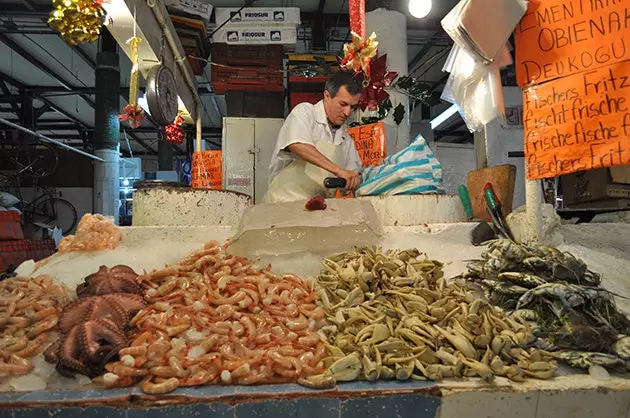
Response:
[268,103,316,183]
[275,104,316,150]
[345,135,364,172]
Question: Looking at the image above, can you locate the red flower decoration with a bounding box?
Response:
[118,104,145,129]
[165,116,185,145]
[360,54,398,112]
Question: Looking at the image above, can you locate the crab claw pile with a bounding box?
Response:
[301,246,557,388]
[465,239,630,371]
[102,241,327,394]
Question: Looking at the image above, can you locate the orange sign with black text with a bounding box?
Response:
[523,59,630,179]
[515,0,630,87]
[191,151,222,189]
[347,122,386,167]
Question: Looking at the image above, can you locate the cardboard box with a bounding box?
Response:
[215,7,301,25]
[561,168,630,206]
[611,165,630,184]
[212,27,297,46]
[164,0,213,22]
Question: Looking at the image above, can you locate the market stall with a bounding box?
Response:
[1,0,630,417]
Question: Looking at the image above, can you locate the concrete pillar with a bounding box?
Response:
[93,31,120,223]
[158,140,174,171]
[366,8,410,155]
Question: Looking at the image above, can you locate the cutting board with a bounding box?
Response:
[467,165,516,222]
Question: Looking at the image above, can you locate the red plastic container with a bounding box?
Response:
[0,211,23,240]
[212,44,284,68]
[289,92,322,110]
[0,239,56,273]
[212,64,283,86]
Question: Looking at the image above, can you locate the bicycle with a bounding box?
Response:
[0,172,78,235]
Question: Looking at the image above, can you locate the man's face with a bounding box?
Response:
[323,85,361,126]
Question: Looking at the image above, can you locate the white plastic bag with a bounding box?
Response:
[0,192,19,207]
[440,43,510,132]
[356,134,444,196]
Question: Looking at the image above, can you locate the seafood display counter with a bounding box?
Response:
[2,210,630,418]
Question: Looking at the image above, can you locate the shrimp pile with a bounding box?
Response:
[58,214,121,252]
[0,275,69,378]
[102,241,326,395]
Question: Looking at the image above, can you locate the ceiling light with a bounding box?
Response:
[409,0,432,19]
[430,104,459,130]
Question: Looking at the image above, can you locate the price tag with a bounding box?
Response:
[347,122,386,167]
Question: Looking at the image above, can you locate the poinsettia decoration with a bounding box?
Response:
[165,115,185,144]
[360,54,398,112]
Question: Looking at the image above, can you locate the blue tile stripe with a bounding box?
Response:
[0,380,440,412]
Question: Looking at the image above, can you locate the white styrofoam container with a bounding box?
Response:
[212,27,297,45]
[164,0,213,22]
[215,7,300,26]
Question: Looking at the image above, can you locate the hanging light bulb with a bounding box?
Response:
[408,0,432,19]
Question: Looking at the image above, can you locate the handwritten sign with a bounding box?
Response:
[515,0,630,87]
[523,59,630,179]
[347,122,386,167]
[191,151,222,189]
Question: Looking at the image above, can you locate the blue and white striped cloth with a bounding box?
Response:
[356,134,444,196]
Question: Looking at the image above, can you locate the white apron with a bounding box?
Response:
[264,141,347,204]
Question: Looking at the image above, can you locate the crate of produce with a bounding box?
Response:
[289,92,321,110]
[287,54,339,83]
[226,91,286,118]
[0,211,23,240]
[211,43,284,68]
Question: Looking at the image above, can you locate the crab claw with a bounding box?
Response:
[329,352,362,381]
[298,372,336,389]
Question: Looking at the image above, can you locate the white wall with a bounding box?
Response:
[430,143,476,195]
[483,87,526,209]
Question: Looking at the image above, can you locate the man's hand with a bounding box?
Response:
[337,169,361,190]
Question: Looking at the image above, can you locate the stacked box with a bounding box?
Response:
[0,211,23,240]
[287,55,340,110]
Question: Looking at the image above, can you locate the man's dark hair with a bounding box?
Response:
[325,71,363,97]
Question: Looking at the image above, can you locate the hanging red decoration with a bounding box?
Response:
[118,104,145,129]
[348,0,366,40]
[359,54,399,111]
[165,116,185,145]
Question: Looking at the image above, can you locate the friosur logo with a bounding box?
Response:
[226,9,286,22]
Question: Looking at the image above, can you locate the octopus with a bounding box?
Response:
[76,265,142,297]
[46,265,147,378]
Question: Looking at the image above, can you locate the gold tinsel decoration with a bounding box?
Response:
[48,0,106,45]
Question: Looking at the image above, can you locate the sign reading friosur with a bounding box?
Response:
[515,0,630,87]
[523,59,630,179]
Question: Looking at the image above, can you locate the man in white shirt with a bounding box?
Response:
[265,72,363,203]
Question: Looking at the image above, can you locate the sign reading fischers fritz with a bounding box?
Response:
[515,0,630,180]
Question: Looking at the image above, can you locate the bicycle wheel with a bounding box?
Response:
[31,197,78,235]
[15,141,60,178]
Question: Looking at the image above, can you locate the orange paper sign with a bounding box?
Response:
[191,150,222,189]
[523,59,630,179]
[515,0,630,87]
[347,122,386,167]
